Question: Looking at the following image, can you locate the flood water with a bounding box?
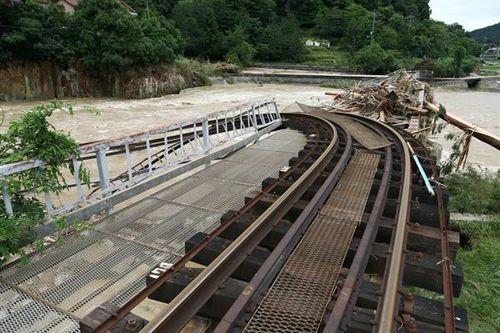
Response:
[1,83,499,169]
[433,88,500,170]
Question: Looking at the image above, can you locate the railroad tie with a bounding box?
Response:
[244,151,380,333]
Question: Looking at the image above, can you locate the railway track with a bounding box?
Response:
[82,112,464,333]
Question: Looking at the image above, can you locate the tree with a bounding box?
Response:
[71,0,180,71]
[172,0,224,58]
[289,0,325,29]
[257,18,306,62]
[224,26,255,66]
[354,42,396,74]
[139,13,183,64]
[340,4,372,52]
[124,0,179,16]
[453,46,466,77]
[0,1,71,64]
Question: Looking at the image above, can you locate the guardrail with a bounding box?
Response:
[1,100,281,219]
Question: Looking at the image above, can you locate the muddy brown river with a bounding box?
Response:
[1,83,499,169]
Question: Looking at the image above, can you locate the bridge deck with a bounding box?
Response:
[0,129,306,333]
[244,151,380,332]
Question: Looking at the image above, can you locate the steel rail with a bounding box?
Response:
[331,113,412,333]
[91,114,331,333]
[324,121,393,332]
[371,124,411,333]
[139,114,338,333]
[214,121,352,332]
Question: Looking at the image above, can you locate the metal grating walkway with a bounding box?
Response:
[245,151,380,333]
[0,129,306,333]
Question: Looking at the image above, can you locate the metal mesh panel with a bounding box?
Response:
[153,177,258,212]
[0,283,79,333]
[0,128,308,331]
[195,161,281,186]
[226,149,296,166]
[245,152,380,332]
[250,138,307,153]
[2,231,179,319]
[98,202,223,255]
[267,129,306,142]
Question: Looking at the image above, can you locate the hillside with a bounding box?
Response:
[1,0,482,76]
[470,22,500,44]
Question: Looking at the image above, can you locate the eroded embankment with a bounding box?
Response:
[0,60,207,101]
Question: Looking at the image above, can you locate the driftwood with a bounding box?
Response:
[424,101,500,150]
[321,70,499,153]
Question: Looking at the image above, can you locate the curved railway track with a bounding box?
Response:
[87,111,461,333]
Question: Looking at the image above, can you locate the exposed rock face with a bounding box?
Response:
[0,60,205,101]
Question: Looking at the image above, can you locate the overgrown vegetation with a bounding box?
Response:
[0,101,87,262]
[445,167,500,214]
[0,0,482,75]
[443,168,500,332]
[452,216,500,333]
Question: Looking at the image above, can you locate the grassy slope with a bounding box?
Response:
[452,217,500,333]
[480,60,500,76]
[446,169,500,332]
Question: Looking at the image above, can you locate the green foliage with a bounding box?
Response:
[453,216,500,333]
[453,46,466,77]
[445,168,500,214]
[257,18,307,62]
[0,102,87,261]
[172,0,223,59]
[354,42,397,74]
[302,47,351,68]
[0,0,481,74]
[124,0,180,16]
[0,1,72,64]
[71,0,181,71]
[224,26,255,66]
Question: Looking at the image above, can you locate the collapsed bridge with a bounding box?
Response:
[0,101,464,333]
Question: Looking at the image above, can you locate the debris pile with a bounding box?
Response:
[319,69,500,171]
[322,70,439,121]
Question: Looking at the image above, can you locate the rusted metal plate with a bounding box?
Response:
[244,151,380,332]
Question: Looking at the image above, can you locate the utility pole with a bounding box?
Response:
[370,10,376,45]
[146,0,150,17]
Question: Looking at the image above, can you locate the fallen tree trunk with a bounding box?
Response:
[426,102,500,150]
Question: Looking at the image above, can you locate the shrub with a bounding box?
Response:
[353,43,397,74]
[0,102,88,261]
[445,167,500,214]
[224,26,255,66]
[256,18,307,62]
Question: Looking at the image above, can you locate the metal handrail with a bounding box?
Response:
[1,100,281,218]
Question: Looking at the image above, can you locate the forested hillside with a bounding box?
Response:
[470,23,500,44]
[0,0,481,75]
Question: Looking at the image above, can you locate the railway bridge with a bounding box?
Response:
[0,100,465,333]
